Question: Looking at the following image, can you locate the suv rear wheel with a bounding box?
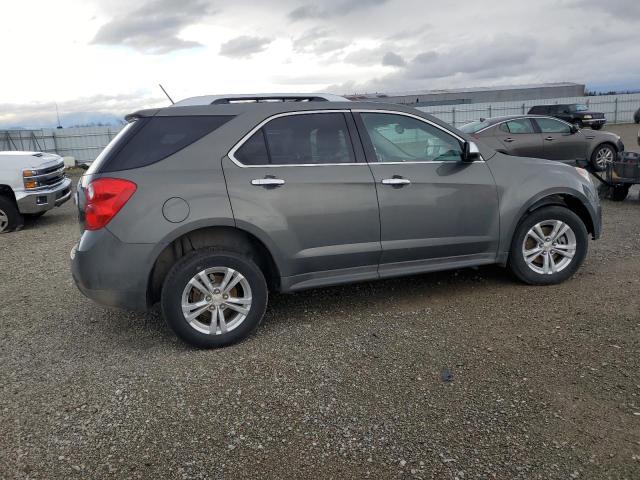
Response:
[161,248,268,348]
[0,196,23,233]
[508,206,588,285]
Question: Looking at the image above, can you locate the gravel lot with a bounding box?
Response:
[1,171,640,479]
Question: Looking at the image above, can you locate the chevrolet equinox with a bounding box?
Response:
[71,94,602,347]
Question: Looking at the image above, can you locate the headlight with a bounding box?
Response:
[583,115,593,119]
[575,167,592,184]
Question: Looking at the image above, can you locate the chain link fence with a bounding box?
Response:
[2,93,639,164]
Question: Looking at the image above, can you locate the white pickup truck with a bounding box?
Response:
[0,151,72,233]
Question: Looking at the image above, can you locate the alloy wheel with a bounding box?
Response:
[594,146,614,169]
[522,220,577,275]
[181,267,252,335]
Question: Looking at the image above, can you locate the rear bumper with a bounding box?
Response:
[16,177,72,214]
[70,228,155,311]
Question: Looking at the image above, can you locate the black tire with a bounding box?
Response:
[0,196,24,233]
[508,206,588,285]
[611,185,630,202]
[161,248,268,348]
[24,211,46,219]
[590,143,616,172]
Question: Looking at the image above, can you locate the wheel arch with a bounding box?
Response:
[147,225,282,305]
[499,190,597,266]
[0,184,17,203]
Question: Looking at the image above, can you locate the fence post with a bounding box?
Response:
[452,107,456,126]
[488,105,492,118]
[52,128,59,156]
[614,98,618,124]
[522,103,525,114]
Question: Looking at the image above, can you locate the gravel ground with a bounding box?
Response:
[1,176,639,480]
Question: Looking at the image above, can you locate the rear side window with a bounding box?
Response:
[504,119,535,134]
[233,113,355,166]
[98,115,233,173]
[528,106,547,114]
[535,117,571,134]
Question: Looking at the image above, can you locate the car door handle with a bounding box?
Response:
[251,177,285,187]
[381,177,411,186]
[504,137,515,143]
[545,136,555,141]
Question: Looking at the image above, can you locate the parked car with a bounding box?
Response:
[634,107,640,124]
[528,104,606,130]
[71,94,602,348]
[0,151,72,233]
[460,115,624,171]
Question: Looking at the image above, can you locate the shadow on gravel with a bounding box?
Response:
[21,211,74,231]
[84,265,514,352]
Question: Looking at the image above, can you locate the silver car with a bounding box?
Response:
[461,115,624,171]
[71,94,602,348]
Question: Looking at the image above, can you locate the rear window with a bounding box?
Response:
[460,119,492,134]
[92,115,233,173]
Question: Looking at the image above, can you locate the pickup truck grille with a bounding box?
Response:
[27,162,66,190]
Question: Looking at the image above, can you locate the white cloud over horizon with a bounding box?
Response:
[1,0,639,128]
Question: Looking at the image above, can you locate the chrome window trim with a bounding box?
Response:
[474,115,574,135]
[228,108,484,167]
[354,109,485,163]
[227,110,363,168]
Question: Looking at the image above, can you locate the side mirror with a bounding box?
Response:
[462,141,482,162]
[570,124,579,134]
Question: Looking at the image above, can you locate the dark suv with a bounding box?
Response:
[71,94,601,348]
[528,104,606,130]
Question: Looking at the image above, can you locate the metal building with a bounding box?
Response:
[345,82,586,107]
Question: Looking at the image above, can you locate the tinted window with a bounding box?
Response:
[504,119,535,134]
[100,115,233,172]
[235,130,269,165]
[536,118,571,134]
[361,113,463,163]
[529,106,547,114]
[235,113,355,165]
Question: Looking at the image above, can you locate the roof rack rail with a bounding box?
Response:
[172,93,349,107]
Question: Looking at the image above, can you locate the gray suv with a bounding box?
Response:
[71,94,602,348]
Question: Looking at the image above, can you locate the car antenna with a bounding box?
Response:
[159,84,175,105]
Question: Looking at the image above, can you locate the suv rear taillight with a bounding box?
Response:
[84,178,136,231]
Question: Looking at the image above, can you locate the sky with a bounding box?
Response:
[1,0,639,128]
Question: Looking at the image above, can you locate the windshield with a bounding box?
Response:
[460,120,492,134]
[570,104,589,112]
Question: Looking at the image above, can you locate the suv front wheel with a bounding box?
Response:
[161,248,268,348]
[508,206,588,285]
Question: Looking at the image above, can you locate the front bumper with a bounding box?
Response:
[70,228,155,311]
[16,177,73,214]
[582,118,606,127]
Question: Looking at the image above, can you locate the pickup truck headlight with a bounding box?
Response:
[23,169,39,189]
[583,115,593,119]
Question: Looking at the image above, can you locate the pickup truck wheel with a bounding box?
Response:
[508,206,588,285]
[0,196,23,233]
[161,248,268,348]
[590,144,616,171]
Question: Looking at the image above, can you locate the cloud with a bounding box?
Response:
[219,36,273,58]
[289,0,388,20]
[92,0,215,54]
[382,52,406,67]
[293,27,349,55]
[573,0,640,18]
